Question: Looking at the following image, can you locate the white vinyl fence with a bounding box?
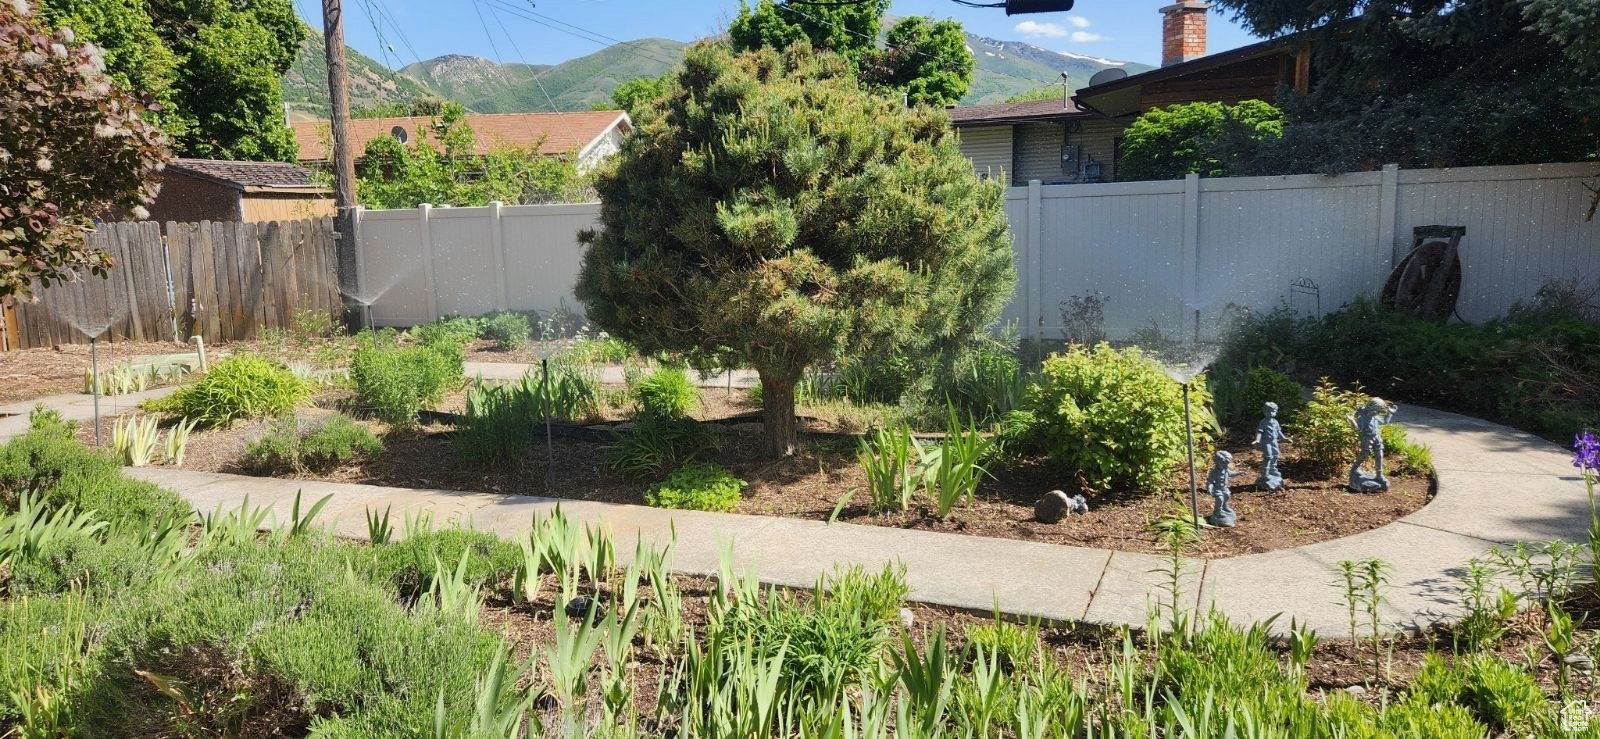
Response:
[353,202,599,327]
[353,162,1600,335]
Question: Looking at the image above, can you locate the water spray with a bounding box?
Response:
[90,336,101,446]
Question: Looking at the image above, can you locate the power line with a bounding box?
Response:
[481,0,560,111]
[480,0,682,69]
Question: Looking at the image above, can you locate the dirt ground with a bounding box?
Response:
[171,385,1432,559]
[0,340,200,404]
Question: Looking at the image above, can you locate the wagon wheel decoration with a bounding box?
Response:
[1381,226,1465,321]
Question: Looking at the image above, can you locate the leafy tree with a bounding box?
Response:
[353,97,451,119]
[730,0,974,107]
[355,104,586,209]
[604,72,673,117]
[576,43,1014,457]
[1118,100,1283,181]
[1006,85,1069,104]
[1,0,169,301]
[1208,0,1600,172]
[861,17,973,107]
[729,0,887,64]
[35,0,305,161]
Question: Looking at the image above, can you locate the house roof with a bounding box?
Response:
[1073,36,1295,103]
[946,98,1097,127]
[291,111,632,162]
[166,159,324,193]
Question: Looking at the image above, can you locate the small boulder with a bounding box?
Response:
[1034,490,1088,523]
[564,595,604,621]
[898,608,915,630]
[1343,685,1367,696]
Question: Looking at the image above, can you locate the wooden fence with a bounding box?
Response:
[2,218,341,351]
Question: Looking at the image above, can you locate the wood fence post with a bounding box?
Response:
[419,204,439,323]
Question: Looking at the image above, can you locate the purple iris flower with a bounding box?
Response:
[1576,431,1600,473]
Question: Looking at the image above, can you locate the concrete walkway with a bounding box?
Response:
[3,383,1586,635]
[0,387,177,440]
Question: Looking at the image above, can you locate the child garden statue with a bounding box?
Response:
[1347,398,1398,493]
[1205,450,1244,527]
[1252,402,1293,491]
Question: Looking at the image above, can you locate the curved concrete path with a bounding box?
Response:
[3,389,1585,636]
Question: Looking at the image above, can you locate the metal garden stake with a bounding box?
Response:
[90,336,101,446]
[1183,383,1198,531]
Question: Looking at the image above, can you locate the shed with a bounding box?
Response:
[145,159,334,223]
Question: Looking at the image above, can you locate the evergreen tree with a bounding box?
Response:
[1118,100,1283,181]
[576,43,1014,457]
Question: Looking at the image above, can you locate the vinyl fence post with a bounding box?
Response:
[418,204,439,323]
[1379,163,1401,268]
[490,201,509,313]
[1026,179,1043,341]
[1181,172,1201,339]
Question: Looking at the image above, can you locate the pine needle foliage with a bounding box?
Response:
[576,43,1014,457]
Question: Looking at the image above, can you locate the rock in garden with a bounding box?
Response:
[1343,685,1367,696]
[564,596,604,620]
[899,608,915,630]
[1034,490,1089,524]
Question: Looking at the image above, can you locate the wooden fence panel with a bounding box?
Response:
[2,218,341,351]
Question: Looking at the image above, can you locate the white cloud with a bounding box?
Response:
[1065,15,1092,29]
[1013,20,1067,39]
[1071,31,1104,43]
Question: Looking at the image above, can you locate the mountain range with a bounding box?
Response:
[280,21,1154,120]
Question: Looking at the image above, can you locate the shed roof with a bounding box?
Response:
[946,98,1097,127]
[291,111,632,162]
[167,159,323,191]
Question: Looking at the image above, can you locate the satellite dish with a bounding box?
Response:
[1087,68,1128,87]
[391,126,409,144]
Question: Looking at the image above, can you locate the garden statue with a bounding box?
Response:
[1205,450,1244,527]
[1347,397,1398,493]
[1035,490,1089,523]
[1252,402,1293,491]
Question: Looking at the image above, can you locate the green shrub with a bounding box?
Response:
[244,416,382,475]
[1293,379,1368,474]
[479,311,530,351]
[370,529,521,602]
[0,419,186,527]
[457,365,600,465]
[351,344,460,427]
[1236,366,1304,427]
[608,418,719,478]
[1012,343,1210,492]
[965,618,1040,672]
[632,366,698,421]
[1407,653,1545,734]
[644,462,746,512]
[411,317,480,352]
[1380,423,1434,476]
[1219,297,1600,440]
[4,527,171,596]
[561,331,632,364]
[148,355,311,428]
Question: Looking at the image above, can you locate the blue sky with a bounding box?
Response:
[295,0,1262,70]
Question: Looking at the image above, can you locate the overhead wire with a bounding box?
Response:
[481,0,561,111]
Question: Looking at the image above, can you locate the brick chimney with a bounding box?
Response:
[1161,1,1209,67]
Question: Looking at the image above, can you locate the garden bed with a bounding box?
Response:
[165,384,1432,559]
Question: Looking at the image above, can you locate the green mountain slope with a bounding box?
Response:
[281,20,1151,116]
[282,23,440,120]
[399,39,689,113]
[963,31,1155,104]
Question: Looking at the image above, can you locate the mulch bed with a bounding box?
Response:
[0,340,202,405]
[171,386,1432,559]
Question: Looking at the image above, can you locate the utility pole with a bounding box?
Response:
[322,0,360,301]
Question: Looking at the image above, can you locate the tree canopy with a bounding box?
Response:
[354,104,587,209]
[35,0,306,161]
[605,73,674,117]
[575,43,1015,456]
[1118,101,1284,181]
[1209,0,1600,172]
[729,0,975,107]
[1,0,170,301]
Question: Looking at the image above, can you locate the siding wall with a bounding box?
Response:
[955,126,1012,183]
[241,194,336,222]
[1013,123,1067,185]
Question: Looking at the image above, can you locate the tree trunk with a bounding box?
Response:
[758,368,798,458]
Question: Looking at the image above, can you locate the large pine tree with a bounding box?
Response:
[576,43,1014,457]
